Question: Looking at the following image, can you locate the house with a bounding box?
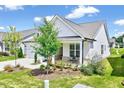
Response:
[0,15,110,64]
[109,37,118,48]
[109,37,124,48]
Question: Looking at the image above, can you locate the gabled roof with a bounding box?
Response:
[0,29,39,42]
[19,29,39,39]
[52,15,106,40]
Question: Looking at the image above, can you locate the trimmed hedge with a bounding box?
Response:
[0,52,9,56]
[108,56,124,76]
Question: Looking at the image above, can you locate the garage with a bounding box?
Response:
[24,42,35,59]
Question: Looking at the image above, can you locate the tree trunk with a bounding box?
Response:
[48,56,51,64]
[15,52,17,66]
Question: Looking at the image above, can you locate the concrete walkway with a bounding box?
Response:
[73,84,92,88]
[0,58,47,71]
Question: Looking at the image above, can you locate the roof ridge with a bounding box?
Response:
[79,20,105,25]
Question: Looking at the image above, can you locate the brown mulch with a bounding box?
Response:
[31,68,81,80]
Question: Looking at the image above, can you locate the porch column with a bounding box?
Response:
[2,43,5,52]
[52,55,55,64]
[79,40,83,64]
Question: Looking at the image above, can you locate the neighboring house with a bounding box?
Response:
[0,15,110,64]
[109,37,124,48]
[109,37,118,48]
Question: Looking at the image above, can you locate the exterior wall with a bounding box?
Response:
[53,18,78,37]
[83,41,90,59]
[84,25,110,61]
[0,43,2,51]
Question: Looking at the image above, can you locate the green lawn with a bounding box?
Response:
[110,48,124,57]
[0,56,15,62]
[0,69,43,88]
[108,48,124,76]
[50,75,124,88]
[0,69,123,88]
[0,48,124,88]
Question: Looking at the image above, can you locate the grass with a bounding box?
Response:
[0,69,123,88]
[0,69,43,88]
[108,56,124,76]
[108,48,124,76]
[0,48,124,88]
[110,48,124,57]
[0,56,15,62]
[50,75,124,88]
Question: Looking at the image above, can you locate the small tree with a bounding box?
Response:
[4,26,21,66]
[34,18,61,74]
[18,47,24,58]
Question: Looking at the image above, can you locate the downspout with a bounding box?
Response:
[82,40,84,64]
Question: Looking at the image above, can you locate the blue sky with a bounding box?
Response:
[0,5,124,38]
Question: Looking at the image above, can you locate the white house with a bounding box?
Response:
[0,15,110,64]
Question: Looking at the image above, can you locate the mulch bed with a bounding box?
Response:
[31,68,81,80]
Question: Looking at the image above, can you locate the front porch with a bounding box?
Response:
[54,37,84,64]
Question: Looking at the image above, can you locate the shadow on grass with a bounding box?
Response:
[107,56,124,76]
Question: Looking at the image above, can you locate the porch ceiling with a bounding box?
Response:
[58,36,82,43]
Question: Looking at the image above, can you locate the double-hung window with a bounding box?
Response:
[70,43,80,58]
[101,45,106,54]
[90,41,94,48]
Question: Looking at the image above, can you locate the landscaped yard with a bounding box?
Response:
[0,48,124,88]
[0,56,15,62]
[0,69,124,88]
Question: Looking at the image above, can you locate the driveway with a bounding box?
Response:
[0,58,47,71]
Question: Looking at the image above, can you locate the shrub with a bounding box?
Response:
[121,54,124,58]
[80,58,112,76]
[0,52,9,56]
[71,64,79,71]
[19,66,24,70]
[18,47,24,58]
[94,62,105,75]
[47,64,55,73]
[4,65,14,72]
[55,61,65,70]
[40,64,46,71]
[80,64,94,76]
[34,53,37,63]
[98,59,113,76]
[15,64,21,68]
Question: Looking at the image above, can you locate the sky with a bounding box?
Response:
[0,5,124,38]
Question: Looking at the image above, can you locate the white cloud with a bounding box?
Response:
[4,5,24,11]
[0,7,3,10]
[34,17,43,23]
[114,31,124,37]
[45,15,54,21]
[0,5,24,11]
[0,26,4,30]
[114,19,124,26]
[65,5,100,19]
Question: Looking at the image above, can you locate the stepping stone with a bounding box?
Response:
[73,84,92,88]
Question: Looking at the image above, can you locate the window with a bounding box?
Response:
[70,43,80,58]
[101,45,104,54]
[90,41,94,48]
[101,45,106,54]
